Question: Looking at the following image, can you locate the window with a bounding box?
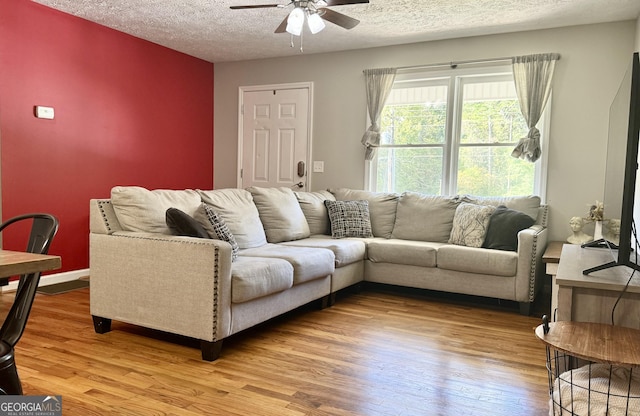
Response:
[369,65,548,197]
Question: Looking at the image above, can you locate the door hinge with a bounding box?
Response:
[240,168,243,179]
[240,104,244,116]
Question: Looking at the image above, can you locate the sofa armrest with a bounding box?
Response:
[90,232,233,343]
[514,225,548,303]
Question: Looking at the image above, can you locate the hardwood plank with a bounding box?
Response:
[2,287,551,415]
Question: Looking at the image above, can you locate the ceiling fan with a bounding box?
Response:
[230,0,369,36]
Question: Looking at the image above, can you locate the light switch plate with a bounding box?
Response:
[313,161,324,173]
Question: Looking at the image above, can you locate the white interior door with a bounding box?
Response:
[239,85,310,191]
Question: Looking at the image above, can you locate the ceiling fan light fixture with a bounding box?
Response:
[286,7,305,36]
[307,12,325,34]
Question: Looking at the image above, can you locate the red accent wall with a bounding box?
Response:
[0,1,214,273]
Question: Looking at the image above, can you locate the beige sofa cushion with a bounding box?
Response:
[295,190,335,235]
[239,244,335,285]
[329,188,399,238]
[111,186,201,234]
[280,236,366,267]
[367,239,443,268]
[248,187,310,243]
[463,195,541,221]
[437,245,517,276]
[198,188,267,249]
[231,257,293,303]
[392,193,459,243]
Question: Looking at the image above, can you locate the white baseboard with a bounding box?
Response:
[3,268,90,292]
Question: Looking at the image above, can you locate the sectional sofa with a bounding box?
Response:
[89,186,548,361]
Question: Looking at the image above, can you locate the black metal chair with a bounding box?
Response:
[0,213,59,395]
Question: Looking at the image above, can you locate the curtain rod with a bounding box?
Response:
[396,56,514,71]
[394,54,561,72]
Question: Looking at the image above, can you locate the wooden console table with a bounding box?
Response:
[556,244,640,328]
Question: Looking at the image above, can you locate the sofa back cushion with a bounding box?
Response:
[462,195,541,222]
[248,187,310,243]
[392,193,459,243]
[111,186,201,234]
[295,190,335,235]
[198,188,267,249]
[329,188,398,238]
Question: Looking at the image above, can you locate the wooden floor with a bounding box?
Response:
[2,285,552,415]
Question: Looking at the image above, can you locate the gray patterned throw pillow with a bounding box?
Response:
[197,203,239,261]
[324,200,373,239]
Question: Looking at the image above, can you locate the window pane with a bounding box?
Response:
[380,84,448,145]
[457,146,534,196]
[376,147,443,194]
[372,70,544,198]
[460,81,528,144]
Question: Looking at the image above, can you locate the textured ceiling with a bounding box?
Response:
[33,0,640,63]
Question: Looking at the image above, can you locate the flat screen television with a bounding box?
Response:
[583,51,640,275]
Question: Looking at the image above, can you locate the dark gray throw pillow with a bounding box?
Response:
[166,208,210,239]
[482,205,536,251]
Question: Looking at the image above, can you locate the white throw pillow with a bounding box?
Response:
[111,186,201,234]
[248,187,310,243]
[448,202,496,248]
[198,188,267,249]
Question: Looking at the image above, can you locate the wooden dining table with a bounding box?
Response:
[0,249,62,285]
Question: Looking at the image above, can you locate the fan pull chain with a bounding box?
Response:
[288,33,304,53]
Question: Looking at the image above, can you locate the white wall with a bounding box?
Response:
[636,16,640,50]
[214,21,636,242]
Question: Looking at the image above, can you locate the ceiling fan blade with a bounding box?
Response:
[318,8,360,30]
[230,4,281,9]
[324,0,369,6]
[274,15,288,33]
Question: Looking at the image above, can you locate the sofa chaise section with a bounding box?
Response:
[89,189,333,361]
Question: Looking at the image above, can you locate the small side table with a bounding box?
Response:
[542,241,564,320]
[535,321,640,415]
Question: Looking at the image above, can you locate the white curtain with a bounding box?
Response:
[511,53,560,162]
[361,68,397,160]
